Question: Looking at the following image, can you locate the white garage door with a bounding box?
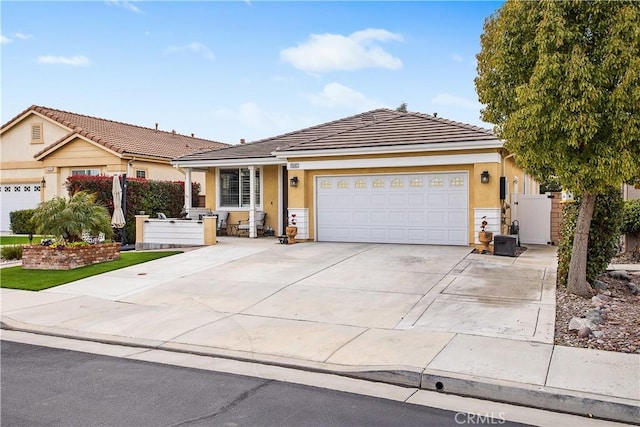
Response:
[316,172,468,245]
[1,183,42,232]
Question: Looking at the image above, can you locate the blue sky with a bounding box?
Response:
[1,1,503,144]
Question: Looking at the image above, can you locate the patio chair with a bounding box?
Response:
[211,211,229,236]
[237,211,266,237]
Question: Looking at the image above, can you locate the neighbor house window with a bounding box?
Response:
[220,168,261,208]
[31,123,43,144]
[71,169,100,176]
[135,169,147,179]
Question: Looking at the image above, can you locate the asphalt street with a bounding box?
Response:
[0,340,530,427]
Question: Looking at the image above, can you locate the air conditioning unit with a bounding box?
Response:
[494,235,517,257]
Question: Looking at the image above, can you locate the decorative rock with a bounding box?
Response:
[578,326,591,338]
[568,317,596,331]
[592,330,605,339]
[595,294,610,301]
[609,270,632,281]
[627,284,640,295]
[591,279,608,290]
[585,310,604,325]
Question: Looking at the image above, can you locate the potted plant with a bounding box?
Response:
[285,213,298,244]
[478,217,493,253]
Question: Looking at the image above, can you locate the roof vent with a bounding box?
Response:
[191,133,194,137]
[240,138,245,145]
[172,129,176,136]
[433,112,438,118]
[155,123,159,131]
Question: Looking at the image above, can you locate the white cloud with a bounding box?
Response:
[280,28,403,73]
[306,82,387,111]
[104,1,141,13]
[37,55,91,66]
[210,102,312,141]
[432,93,480,110]
[165,42,215,61]
[1,35,11,44]
[450,53,463,62]
[15,33,32,40]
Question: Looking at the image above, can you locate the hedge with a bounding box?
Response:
[557,188,623,287]
[621,198,640,237]
[65,176,201,244]
[9,209,36,234]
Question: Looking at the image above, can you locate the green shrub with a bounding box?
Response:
[557,188,624,287]
[31,191,114,242]
[1,245,23,260]
[9,209,36,234]
[65,175,200,244]
[621,198,640,236]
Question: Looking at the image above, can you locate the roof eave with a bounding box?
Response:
[273,139,504,159]
[172,156,286,168]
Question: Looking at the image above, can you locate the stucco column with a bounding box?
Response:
[249,165,256,238]
[184,167,192,213]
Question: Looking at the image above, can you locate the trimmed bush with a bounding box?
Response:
[1,245,23,260]
[9,209,36,234]
[557,188,624,287]
[621,198,640,236]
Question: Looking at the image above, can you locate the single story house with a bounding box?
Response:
[0,105,228,232]
[173,109,539,246]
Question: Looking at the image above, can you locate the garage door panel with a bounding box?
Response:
[371,194,388,207]
[316,173,468,245]
[448,193,467,208]
[388,210,406,224]
[407,211,425,225]
[407,193,425,207]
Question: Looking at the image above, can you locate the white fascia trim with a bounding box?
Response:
[35,133,121,160]
[172,157,285,168]
[273,140,503,159]
[289,152,501,171]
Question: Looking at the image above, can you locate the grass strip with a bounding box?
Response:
[0,236,45,245]
[0,251,181,291]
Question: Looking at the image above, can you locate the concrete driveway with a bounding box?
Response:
[3,239,557,361]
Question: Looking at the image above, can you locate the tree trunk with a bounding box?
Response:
[567,193,597,297]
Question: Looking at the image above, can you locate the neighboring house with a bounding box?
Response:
[173,109,538,246]
[0,105,228,232]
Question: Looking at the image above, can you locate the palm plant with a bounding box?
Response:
[31,191,113,243]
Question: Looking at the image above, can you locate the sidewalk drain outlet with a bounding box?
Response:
[435,381,444,391]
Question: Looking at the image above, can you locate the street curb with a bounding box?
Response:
[1,319,638,425]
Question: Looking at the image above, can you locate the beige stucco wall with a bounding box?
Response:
[198,148,528,245]
[0,113,70,163]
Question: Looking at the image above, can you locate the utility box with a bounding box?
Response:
[494,235,517,257]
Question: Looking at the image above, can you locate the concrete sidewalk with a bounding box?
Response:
[1,238,639,424]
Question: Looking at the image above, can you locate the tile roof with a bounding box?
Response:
[1,105,228,160]
[174,109,498,163]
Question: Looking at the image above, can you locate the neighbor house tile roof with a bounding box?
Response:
[1,105,228,160]
[174,109,498,163]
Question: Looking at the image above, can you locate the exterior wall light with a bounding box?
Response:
[40,177,46,188]
[480,171,490,184]
[290,176,299,187]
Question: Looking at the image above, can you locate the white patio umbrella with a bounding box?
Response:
[111,175,126,229]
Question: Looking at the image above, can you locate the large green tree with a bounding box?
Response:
[475,0,640,296]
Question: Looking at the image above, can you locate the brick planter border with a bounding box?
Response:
[22,243,121,270]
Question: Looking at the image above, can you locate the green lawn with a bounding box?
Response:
[0,251,182,291]
[0,235,45,245]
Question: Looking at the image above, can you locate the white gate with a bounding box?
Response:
[512,193,551,245]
